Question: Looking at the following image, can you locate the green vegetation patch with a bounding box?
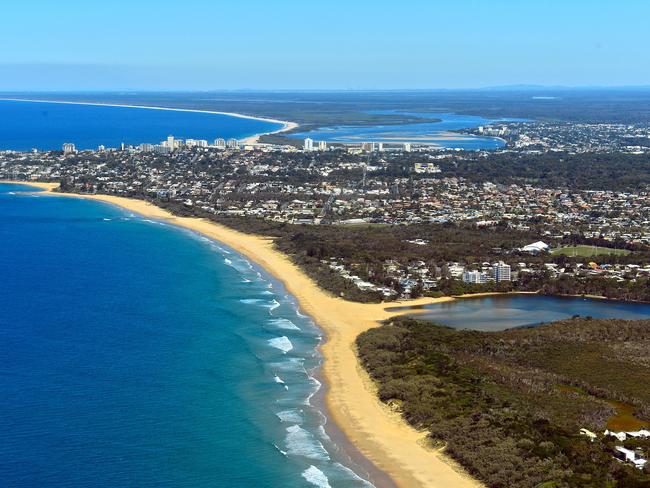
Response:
[357,317,650,487]
[552,245,632,257]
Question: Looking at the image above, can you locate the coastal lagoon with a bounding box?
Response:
[0,100,284,151]
[406,294,650,332]
[289,111,517,150]
[0,184,373,488]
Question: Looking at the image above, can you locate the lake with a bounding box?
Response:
[403,294,650,331]
[289,111,520,150]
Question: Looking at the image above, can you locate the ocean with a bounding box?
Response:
[0,183,374,488]
[0,100,283,151]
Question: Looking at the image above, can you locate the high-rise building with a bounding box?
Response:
[62,143,76,155]
[226,138,239,149]
[361,142,375,152]
[153,145,171,154]
[304,138,314,151]
[185,139,207,148]
[318,140,327,151]
[167,135,175,149]
[214,138,226,149]
[463,270,488,284]
[493,262,512,282]
[377,142,384,152]
[403,143,412,152]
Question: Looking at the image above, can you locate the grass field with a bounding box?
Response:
[551,245,631,257]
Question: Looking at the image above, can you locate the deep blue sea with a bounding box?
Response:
[0,100,283,151]
[290,111,517,150]
[0,183,374,488]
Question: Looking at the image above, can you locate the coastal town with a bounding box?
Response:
[5,3,650,488]
[4,120,650,301]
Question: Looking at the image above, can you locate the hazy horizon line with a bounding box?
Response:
[2,85,650,94]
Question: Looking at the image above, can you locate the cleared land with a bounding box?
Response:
[552,245,631,257]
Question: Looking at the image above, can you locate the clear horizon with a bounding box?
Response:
[2,0,649,91]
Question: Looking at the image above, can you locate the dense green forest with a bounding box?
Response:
[357,317,650,487]
[436,152,650,191]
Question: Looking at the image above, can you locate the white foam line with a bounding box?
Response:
[301,466,332,488]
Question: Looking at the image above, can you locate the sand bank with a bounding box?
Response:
[5,181,482,488]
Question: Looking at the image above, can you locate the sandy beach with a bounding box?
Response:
[0,98,299,146]
[6,181,482,488]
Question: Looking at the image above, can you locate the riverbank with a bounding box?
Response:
[6,181,481,488]
[0,98,299,145]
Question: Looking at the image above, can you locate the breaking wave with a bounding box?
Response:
[268,336,293,354]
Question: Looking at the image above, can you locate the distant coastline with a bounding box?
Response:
[4,180,482,488]
[0,98,299,144]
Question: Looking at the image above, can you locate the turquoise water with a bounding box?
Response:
[0,184,374,487]
[289,111,516,150]
[407,295,650,331]
[0,100,283,151]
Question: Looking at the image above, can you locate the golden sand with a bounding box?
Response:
[6,181,482,488]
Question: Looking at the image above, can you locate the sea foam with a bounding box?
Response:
[268,336,293,354]
[301,466,332,488]
[269,318,301,331]
[276,408,303,423]
[285,425,330,461]
[273,374,289,390]
[332,462,376,487]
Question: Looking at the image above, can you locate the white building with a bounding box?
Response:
[226,138,239,149]
[522,241,550,254]
[153,145,171,154]
[304,138,314,151]
[403,142,412,152]
[214,138,226,149]
[62,143,76,155]
[414,162,442,174]
[614,446,647,469]
[463,270,488,284]
[185,139,209,148]
[448,263,466,278]
[318,140,327,151]
[493,262,512,282]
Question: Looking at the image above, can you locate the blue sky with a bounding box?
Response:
[1,0,649,90]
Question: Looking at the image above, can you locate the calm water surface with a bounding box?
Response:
[0,100,283,151]
[290,111,519,150]
[407,295,650,331]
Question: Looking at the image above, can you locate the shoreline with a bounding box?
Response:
[0,98,299,146]
[4,181,482,488]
